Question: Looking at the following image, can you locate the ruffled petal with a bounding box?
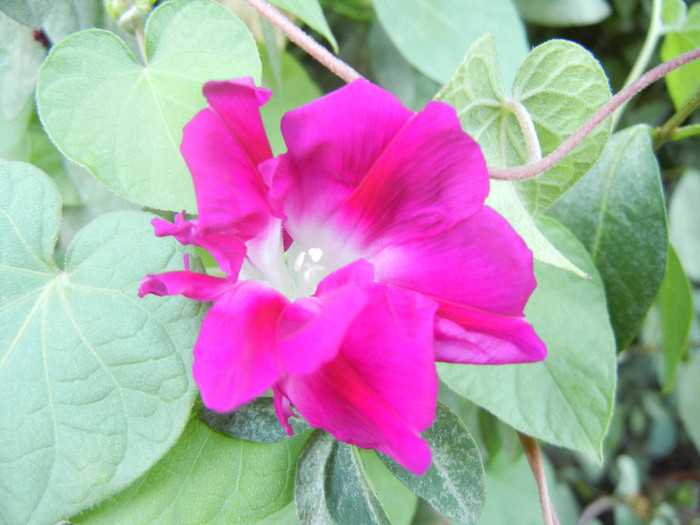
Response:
[277,281,368,375]
[374,207,536,316]
[330,101,489,253]
[193,281,289,413]
[373,207,545,364]
[174,79,274,276]
[433,308,545,364]
[138,270,230,302]
[152,214,246,277]
[260,80,413,241]
[277,284,439,475]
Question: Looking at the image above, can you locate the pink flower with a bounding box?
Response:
[139,78,546,475]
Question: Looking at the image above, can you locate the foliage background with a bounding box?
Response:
[1,0,700,523]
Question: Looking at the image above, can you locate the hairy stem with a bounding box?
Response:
[489,46,700,181]
[654,85,700,149]
[612,0,664,128]
[518,433,560,525]
[242,0,362,83]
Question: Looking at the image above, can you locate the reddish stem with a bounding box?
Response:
[242,0,362,83]
[489,46,700,180]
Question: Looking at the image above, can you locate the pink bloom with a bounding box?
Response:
[139,78,546,475]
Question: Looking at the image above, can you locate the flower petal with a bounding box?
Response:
[193,281,288,413]
[181,79,274,244]
[278,284,438,474]
[373,207,546,364]
[138,269,230,302]
[152,214,247,277]
[277,282,368,375]
[331,100,489,253]
[260,80,412,242]
[433,308,545,364]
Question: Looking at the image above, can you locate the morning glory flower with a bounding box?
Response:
[139,78,546,475]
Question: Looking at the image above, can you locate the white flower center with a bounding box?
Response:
[239,221,350,300]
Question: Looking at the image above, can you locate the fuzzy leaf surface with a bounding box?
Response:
[379,403,485,525]
[36,0,261,212]
[548,126,668,349]
[438,217,616,460]
[0,161,205,524]
[73,415,309,524]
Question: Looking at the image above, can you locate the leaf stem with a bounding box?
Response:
[653,85,700,149]
[518,432,560,525]
[242,0,362,83]
[612,0,664,128]
[506,98,542,163]
[489,45,700,181]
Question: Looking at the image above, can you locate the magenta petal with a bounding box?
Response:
[277,283,368,375]
[331,101,489,253]
[433,307,546,364]
[373,207,545,364]
[193,281,289,413]
[152,214,246,276]
[279,284,438,474]
[374,207,536,316]
[261,80,413,242]
[138,270,229,301]
[180,78,274,262]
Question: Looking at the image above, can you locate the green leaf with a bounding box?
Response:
[43,0,104,44]
[476,452,580,525]
[0,160,206,525]
[669,170,700,281]
[260,46,322,155]
[437,35,612,215]
[677,350,700,455]
[547,126,668,350]
[200,397,311,443]
[661,3,700,109]
[73,415,309,524]
[37,0,261,213]
[662,0,687,27]
[0,11,46,120]
[295,432,391,525]
[372,0,528,87]
[27,114,81,207]
[378,403,485,525]
[658,245,693,392]
[0,0,52,26]
[486,180,588,277]
[359,449,418,525]
[438,217,617,460]
[0,97,33,161]
[513,0,611,27]
[269,0,337,52]
[367,21,439,112]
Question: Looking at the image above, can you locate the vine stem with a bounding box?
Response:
[242,0,362,83]
[654,84,700,149]
[518,433,561,525]
[612,0,663,128]
[488,45,700,181]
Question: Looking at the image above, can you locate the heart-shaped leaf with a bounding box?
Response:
[0,160,206,525]
[436,34,612,215]
[36,0,261,212]
[548,126,668,350]
[378,403,485,525]
[438,217,616,460]
[72,415,310,524]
